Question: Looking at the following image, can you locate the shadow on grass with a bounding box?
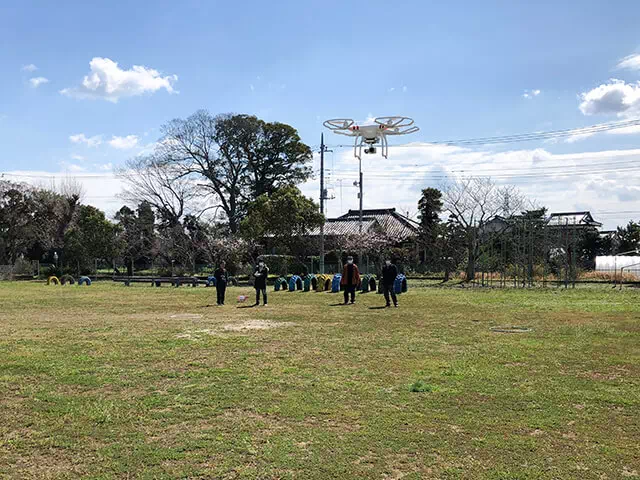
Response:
[237,304,257,309]
[368,306,389,310]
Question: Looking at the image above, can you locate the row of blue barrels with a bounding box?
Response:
[332,273,407,294]
[274,275,323,292]
[253,273,408,293]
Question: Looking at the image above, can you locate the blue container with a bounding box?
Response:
[394,274,407,294]
[207,275,217,287]
[331,274,342,293]
[289,275,301,292]
[303,275,315,292]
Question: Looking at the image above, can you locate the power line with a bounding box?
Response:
[309,155,640,180]
[1,172,117,179]
[329,165,640,180]
[326,118,640,149]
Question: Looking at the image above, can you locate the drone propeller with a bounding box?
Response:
[374,116,415,129]
[323,118,355,131]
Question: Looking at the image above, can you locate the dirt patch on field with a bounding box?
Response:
[169,313,203,320]
[222,320,296,331]
[175,320,296,340]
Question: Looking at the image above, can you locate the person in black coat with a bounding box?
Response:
[381,259,398,307]
[214,261,229,306]
[253,260,269,306]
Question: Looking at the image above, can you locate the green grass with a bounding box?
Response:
[0,281,639,479]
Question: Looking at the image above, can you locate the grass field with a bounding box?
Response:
[1,282,639,479]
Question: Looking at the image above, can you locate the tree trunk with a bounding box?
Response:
[466,242,476,281]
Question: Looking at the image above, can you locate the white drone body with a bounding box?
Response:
[323,116,419,159]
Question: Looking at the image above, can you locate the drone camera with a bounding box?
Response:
[364,146,377,154]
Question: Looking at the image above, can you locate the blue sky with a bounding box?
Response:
[2,0,640,228]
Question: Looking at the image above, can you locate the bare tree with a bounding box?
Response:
[442,177,528,281]
[117,155,203,227]
[37,176,85,204]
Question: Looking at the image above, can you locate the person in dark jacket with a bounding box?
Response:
[214,261,229,306]
[381,259,398,307]
[340,256,361,305]
[253,260,269,306]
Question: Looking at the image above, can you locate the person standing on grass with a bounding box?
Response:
[253,260,269,306]
[381,259,399,308]
[214,261,229,306]
[340,255,361,305]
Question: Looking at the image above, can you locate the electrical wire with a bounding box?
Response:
[329,165,640,180]
[325,118,640,149]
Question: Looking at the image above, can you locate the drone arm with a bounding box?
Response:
[332,130,357,137]
[384,125,420,135]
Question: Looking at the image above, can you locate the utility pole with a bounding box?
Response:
[319,133,325,274]
[358,157,363,234]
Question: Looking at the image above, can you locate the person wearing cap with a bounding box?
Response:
[340,256,361,305]
[253,260,269,306]
[381,259,399,308]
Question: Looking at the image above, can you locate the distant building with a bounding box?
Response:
[480,211,603,236]
[546,211,602,229]
[308,208,420,242]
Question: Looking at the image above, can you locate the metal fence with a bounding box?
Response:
[462,218,638,288]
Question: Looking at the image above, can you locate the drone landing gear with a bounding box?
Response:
[353,135,389,160]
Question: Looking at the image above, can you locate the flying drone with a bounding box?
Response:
[323,116,419,159]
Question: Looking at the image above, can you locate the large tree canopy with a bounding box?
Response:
[64,205,120,272]
[0,180,80,264]
[156,110,312,233]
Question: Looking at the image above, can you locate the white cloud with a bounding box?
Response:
[58,162,86,173]
[608,124,640,135]
[402,86,408,93]
[585,178,640,202]
[98,163,113,171]
[60,57,178,102]
[388,87,395,92]
[108,135,139,150]
[71,154,86,161]
[300,143,640,229]
[617,53,640,71]
[29,77,49,88]
[565,132,595,143]
[250,84,255,91]
[69,133,103,147]
[21,64,38,72]
[523,89,541,99]
[579,79,640,116]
